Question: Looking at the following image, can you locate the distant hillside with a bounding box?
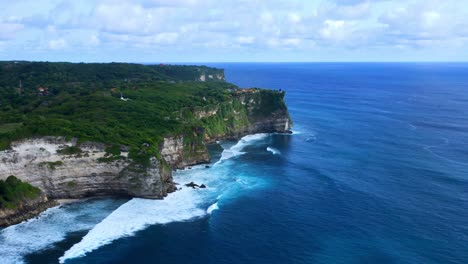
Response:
[0,61,224,88]
[0,62,292,166]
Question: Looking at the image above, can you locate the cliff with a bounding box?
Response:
[0,90,291,202]
[0,175,58,227]
[160,89,292,169]
[0,192,57,227]
[0,137,174,200]
[0,62,292,226]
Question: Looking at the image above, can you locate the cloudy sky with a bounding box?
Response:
[0,0,467,62]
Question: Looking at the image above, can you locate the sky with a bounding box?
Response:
[0,0,467,62]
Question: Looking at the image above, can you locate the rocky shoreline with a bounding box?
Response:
[0,90,292,227]
[0,194,58,227]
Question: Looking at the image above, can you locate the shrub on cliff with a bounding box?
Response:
[57,146,82,155]
[0,176,41,209]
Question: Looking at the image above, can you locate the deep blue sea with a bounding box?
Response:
[1,63,468,264]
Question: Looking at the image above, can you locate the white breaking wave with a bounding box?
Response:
[0,199,123,264]
[266,147,281,155]
[60,133,270,263]
[60,191,206,263]
[217,133,269,162]
[207,202,219,214]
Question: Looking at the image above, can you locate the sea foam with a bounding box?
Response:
[0,199,123,264]
[218,133,268,162]
[60,192,206,263]
[60,133,270,263]
[207,202,219,214]
[266,147,281,155]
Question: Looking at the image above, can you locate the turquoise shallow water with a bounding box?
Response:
[2,63,468,264]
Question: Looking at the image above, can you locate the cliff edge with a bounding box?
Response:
[0,62,292,226]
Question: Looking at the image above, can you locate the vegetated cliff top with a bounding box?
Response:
[0,175,41,209]
[0,62,287,161]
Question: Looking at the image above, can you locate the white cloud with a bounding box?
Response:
[92,3,155,34]
[48,38,67,49]
[87,35,100,46]
[0,0,467,61]
[237,36,255,45]
[0,17,24,40]
[377,1,466,48]
[421,11,440,28]
[319,20,350,41]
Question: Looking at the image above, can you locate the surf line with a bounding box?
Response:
[59,133,271,263]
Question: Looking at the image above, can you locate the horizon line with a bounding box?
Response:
[1,60,468,64]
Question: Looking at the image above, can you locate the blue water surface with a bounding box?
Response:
[23,63,468,263]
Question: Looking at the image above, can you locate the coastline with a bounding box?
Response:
[0,131,289,228]
[0,196,58,227]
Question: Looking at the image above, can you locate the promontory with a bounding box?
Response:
[0,61,292,226]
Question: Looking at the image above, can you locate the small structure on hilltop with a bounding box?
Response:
[37,86,49,96]
[120,92,130,101]
[233,87,259,95]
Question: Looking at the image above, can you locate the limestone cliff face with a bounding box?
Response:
[200,90,292,142]
[160,136,210,169]
[161,90,292,169]
[0,89,292,226]
[0,90,291,198]
[0,137,173,200]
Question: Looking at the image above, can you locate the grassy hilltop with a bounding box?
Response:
[0,61,287,165]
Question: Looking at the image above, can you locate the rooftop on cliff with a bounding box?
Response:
[0,61,288,165]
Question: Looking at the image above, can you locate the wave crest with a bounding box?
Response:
[60,133,271,263]
[266,147,281,155]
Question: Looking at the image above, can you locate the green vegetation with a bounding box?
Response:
[0,61,287,165]
[0,176,41,209]
[97,144,124,163]
[66,181,77,188]
[57,146,82,155]
[39,161,64,170]
[105,145,121,156]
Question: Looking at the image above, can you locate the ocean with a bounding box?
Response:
[1,63,468,263]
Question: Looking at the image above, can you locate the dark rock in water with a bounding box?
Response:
[184,182,206,189]
[185,182,199,188]
[205,165,210,168]
[285,130,293,134]
[188,167,192,170]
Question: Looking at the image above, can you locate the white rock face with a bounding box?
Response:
[0,137,172,199]
[160,136,210,169]
[160,137,184,166]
